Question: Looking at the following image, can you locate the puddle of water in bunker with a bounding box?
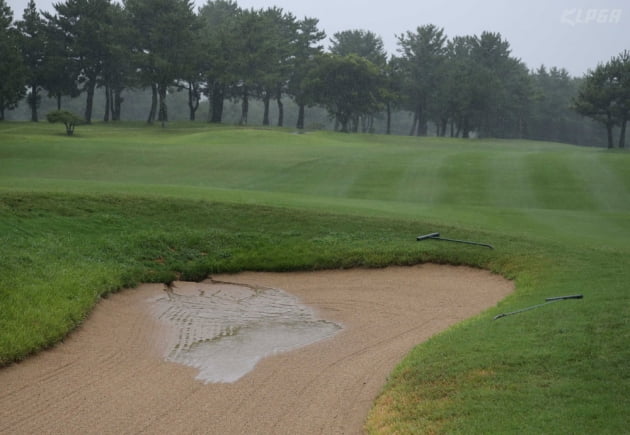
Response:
[149,281,341,383]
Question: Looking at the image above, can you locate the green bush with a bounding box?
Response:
[46,110,84,136]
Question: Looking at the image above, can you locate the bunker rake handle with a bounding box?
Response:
[416,232,494,249]
[545,294,583,302]
[494,294,584,320]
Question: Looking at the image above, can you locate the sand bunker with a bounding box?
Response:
[0,265,512,434]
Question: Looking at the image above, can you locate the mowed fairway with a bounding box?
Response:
[1,122,629,433]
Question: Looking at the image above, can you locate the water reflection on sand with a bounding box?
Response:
[150,280,341,383]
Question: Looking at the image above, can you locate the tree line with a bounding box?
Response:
[0,0,628,147]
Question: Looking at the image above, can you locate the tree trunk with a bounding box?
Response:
[104,85,111,122]
[188,82,199,121]
[276,93,284,127]
[409,110,418,136]
[606,124,614,148]
[262,92,270,126]
[212,90,224,123]
[439,118,448,137]
[360,116,373,133]
[147,83,158,124]
[386,102,391,135]
[297,103,305,130]
[619,117,627,148]
[209,82,224,123]
[112,88,122,121]
[339,119,349,133]
[30,85,38,122]
[240,86,249,125]
[352,116,359,133]
[158,84,168,128]
[216,94,224,123]
[84,78,97,124]
[109,87,116,121]
[417,108,427,136]
[56,93,62,111]
[605,111,615,148]
[462,117,470,138]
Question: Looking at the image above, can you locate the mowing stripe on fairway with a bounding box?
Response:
[437,151,491,206]
[525,151,599,211]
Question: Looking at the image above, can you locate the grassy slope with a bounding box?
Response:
[1,122,629,432]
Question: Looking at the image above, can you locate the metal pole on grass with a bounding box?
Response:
[416,232,494,249]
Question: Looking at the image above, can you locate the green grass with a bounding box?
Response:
[1,121,629,433]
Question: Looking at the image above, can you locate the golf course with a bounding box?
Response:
[1,122,629,433]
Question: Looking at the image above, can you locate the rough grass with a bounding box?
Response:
[1,121,629,433]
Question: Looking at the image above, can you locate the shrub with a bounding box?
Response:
[46,110,84,136]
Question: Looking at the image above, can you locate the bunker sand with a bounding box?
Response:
[0,265,512,434]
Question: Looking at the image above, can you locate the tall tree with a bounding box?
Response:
[527,66,578,142]
[229,7,278,125]
[574,51,630,148]
[257,7,297,127]
[574,62,619,148]
[469,31,530,138]
[396,24,447,136]
[608,51,630,148]
[40,12,80,110]
[287,16,325,130]
[441,35,481,137]
[437,32,530,138]
[306,53,386,133]
[16,0,47,122]
[383,57,404,135]
[178,23,204,121]
[167,3,204,122]
[125,0,197,126]
[330,29,388,132]
[0,0,26,120]
[99,3,132,121]
[50,0,117,123]
[198,0,241,124]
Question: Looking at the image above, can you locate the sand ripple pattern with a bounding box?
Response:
[151,281,341,383]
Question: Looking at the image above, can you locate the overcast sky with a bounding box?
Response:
[7,0,628,76]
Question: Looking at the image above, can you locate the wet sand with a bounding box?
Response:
[0,264,512,434]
